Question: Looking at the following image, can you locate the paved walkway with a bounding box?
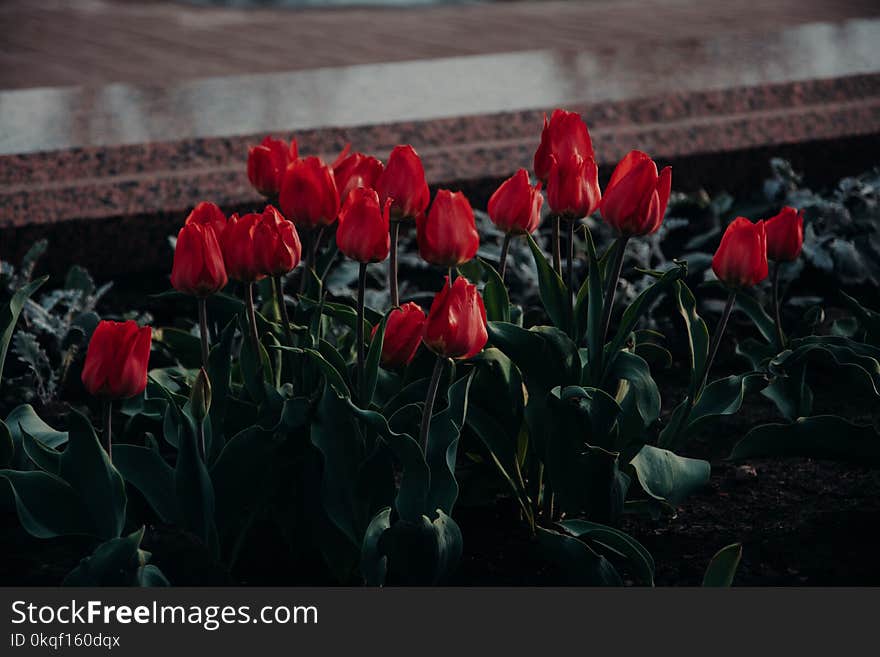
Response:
[3,0,879,89]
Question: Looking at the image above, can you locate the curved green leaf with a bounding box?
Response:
[629,444,710,506]
[702,542,742,587]
[60,408,126,539]
[361,507,392,586]
[559,519,655,586]
[113,444,179,524]
[425,372,474,517]
[0,470,93,537]
[64,527,170,587]
[479,258,512,323]
[675,280,709,400]
[0,276,48,387]
[730,416,880,465]
[536,526,623,586]
[526,233,571,333]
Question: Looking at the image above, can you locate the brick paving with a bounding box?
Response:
[2,0,879,90]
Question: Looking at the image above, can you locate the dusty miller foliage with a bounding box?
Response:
[1,241,111,406]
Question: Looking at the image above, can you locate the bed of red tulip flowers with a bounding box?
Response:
[2,108,879,587]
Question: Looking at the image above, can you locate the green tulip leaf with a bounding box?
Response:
[6,404,67,469]
[206,320,236,463]
[629,444,710,506]
[311,383,365,547]
[730,415,880,465]
[559,519,655,586]
[211,426,279,558]
[526,233,571,334]
[0,276,48,388]
[375,510,463,586]
[59,408,126,539]
[174,413,218,555]
[113,444,179,525]
[0,420,12,468]
[674,280,710,400]
[363,315,387,407]
[0,469,93,537]
[733,291,777,346]
[425,371,474,517]
[702,542,743,587]
[63,527,170,587]
[477,258,511,323]
[605,263,685,369]
[536,526,623,586]
[361,507,392,586]
[350,403,428,523]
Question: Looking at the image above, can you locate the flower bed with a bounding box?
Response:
[1,111,879,586]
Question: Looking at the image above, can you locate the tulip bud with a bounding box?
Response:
[417,190,479,267]
[712,217,769,288]
[533,109,595,183]
[190,367,212,424]
[81,320,152,400]
[278,156,340,230]
[546,154,601,220]
[423,276,488,360]
[764,206,803,262]
[375,145,430,222]
[599,150,671,237]
[185,202,228,238]
[371,302,426,369]
[334,151,384,203]
[171,222,228,297]
[337,188,391,264]
[253,205,302,276]
[248,136,298,198]
[221,212,264,283]
[487,168,544,235]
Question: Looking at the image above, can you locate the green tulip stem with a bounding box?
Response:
[197,296,210,370]
[566,220,575,317]
[273,275,295,348]
[448,267,457,283]
[356,263,368,405]
[389,221,400,308]
[771,263,785,350]
[102,399,113,462]
[698,289,737,399]
[245,282,261,358]
[299,230,313,294]
[419,356,446,454]
[552,214,562,277]
[499,233,512,281]
[598,236,629,348]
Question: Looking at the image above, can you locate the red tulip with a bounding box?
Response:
[253,205,302,276]
[487,168,544,235]
[371,302,426,369]
[171,222,228,297]
[712,217,769,288]
[764,206,803,262]
[222,212,264,282]
[416,190,479,267]
[546,154,601,220]
[599,150,671,237]
[533,109,595,183]
[334,151,384,203]
[248,136,298,197]
[336,188,391,264]
[81,320,152,400]
[375,145,430,222]
[423,276,488,360]
[278,156,340,230]
[185,201,228,238]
